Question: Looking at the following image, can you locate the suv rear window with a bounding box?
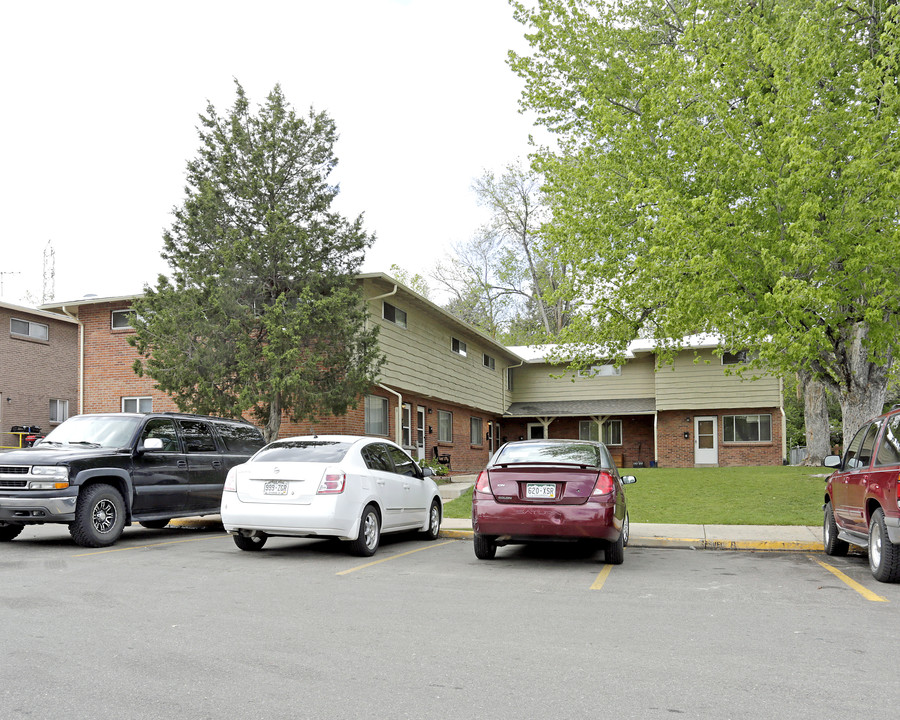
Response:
[494,442,604,468]
[253,440,351,464]
[214,422,265,454]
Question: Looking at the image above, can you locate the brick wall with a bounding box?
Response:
[0,306,78,441]
[657,408,783,467]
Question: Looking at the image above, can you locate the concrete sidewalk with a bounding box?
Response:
[440,517,824,552]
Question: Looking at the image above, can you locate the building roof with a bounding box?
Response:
[504,398,657,417]
[0,299,80,324]
[507,334,725,363]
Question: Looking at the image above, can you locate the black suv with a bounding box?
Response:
[0,412,265,547]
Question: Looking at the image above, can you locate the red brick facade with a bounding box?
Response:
[0,303,78,444]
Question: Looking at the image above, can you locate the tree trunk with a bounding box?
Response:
[263,392,283,444]
[834,323,892,450]
[799,372,830,465]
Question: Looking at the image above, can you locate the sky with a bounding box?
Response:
[0,0,540,307]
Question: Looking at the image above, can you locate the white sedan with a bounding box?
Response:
[221,435,442,556]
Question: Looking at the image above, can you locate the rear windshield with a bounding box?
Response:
[253,440,351,464]
[494,442,604,468]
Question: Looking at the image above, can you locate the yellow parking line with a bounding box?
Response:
[814,558,888,602]
[590,564,614,590]
[73,534,227,557]
[337,540,457,575]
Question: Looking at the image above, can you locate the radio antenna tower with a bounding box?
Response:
[42,240,55,303]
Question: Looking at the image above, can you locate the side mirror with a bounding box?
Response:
[822,455,842,469]
[620,475,637,485]
[421,466,435,478]
[142,438,164,452]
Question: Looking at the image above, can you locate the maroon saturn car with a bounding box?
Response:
[471,439,636,562]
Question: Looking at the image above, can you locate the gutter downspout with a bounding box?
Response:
[367,284,398,329]
[378,383,403,447]
[61,306,84,416]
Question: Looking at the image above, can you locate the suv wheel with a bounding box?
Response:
[823,502,849,556]
[70,483,126,548]
[868,508,900,583]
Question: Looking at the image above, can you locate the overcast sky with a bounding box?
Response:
[1,0,539,307]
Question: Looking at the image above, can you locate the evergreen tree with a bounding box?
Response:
[131,82,383,441]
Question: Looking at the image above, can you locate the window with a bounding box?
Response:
[401,403,411,447]
[214,422,265,454]
[602,420,623,446]
[11,318,49,341]
[49,399,69,424]
[483,354,495,371]
[178,420,217,452]
[470,417,483,445]
[361,443,393,472]
[876,416,900,466]
[577,364,621,378]
[438,410,453,443]
[451,337,467,357]
[579,421,599,442]
[141,418,179,452]
[387,446,417,477]
[382,302,407,329]
[507,367,514,391]
[722,350,748,365]
[122,396,152,413]
[111,309,135,330]
[723,414,772,443]
[365,395,389,436]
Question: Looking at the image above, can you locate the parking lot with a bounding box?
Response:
[4,522,900,719]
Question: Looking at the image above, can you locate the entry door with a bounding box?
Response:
[694,416,718,465]
[416,406,426,461]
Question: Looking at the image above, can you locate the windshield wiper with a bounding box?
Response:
[67,441,102,448]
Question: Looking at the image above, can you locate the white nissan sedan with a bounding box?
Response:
[221,435,442,556]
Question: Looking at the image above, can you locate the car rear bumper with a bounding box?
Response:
[0,494,77,523]
[472,496,623,542]
[220,495,360,540]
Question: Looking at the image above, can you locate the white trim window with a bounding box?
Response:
[49,399,69,424]
[438,410,453,443]
[581,419,623,445]
[483,353,495,370]
[122,396,152,413]
[577,364,621,378]
[111,309,135,330]
[579,420,599,442]
[723,414,772,443]
[365,395,390,436]
[382,302,407,329]
[722,350,748,365]
[506,367,514,391]
[401,403,412,447]
[451,337,467,357]
[470,417,483,446]
[11,318,49,341]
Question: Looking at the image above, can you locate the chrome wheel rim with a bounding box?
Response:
[622,513,630,546]
[92,499,117,534]
[871,522,883,570]
[824,515,832,544]
[363,512,378,550]
[429,505,440,537]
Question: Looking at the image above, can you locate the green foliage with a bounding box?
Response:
[419,457,450,476]
[511,0,900,442]
[389,264,431,299]
[443,467,826,525]
[130,82,384,441]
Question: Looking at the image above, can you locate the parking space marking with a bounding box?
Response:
[590,564,613,590]
[813,557,888,602]
[336,539,457,575]
[73,534,228,557]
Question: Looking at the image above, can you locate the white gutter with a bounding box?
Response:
[60,305,84,415]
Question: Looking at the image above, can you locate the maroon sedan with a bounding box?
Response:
[472,439,636,562]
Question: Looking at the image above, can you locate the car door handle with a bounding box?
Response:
[212,460,221,468]
[177,460,187,469]
[376,480,385,486]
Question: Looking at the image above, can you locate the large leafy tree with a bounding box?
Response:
[511,0,900,445]
[131,82,383,442]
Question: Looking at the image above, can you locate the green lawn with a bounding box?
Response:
[443,466,829,526]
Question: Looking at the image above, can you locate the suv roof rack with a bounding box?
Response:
[155,411,255,425]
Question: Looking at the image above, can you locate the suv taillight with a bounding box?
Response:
[591,471,616,496]
[474,470,491,495]
[317,470,346,494]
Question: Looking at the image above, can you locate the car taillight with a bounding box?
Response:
[474,470,492,495]
[317,470,346,494]
[223,469,237,492]
[592,471,615,496]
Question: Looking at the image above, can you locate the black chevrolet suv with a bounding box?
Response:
[0,412,265,547]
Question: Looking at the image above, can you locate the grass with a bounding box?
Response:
[442,466,830,526]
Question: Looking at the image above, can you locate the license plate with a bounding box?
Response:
[263,481,288,496]
[526,483,556,499]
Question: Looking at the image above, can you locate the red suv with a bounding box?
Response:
[823,405,900,582]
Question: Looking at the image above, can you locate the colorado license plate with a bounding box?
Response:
[263,481,288,496]
[526,483,556,499]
